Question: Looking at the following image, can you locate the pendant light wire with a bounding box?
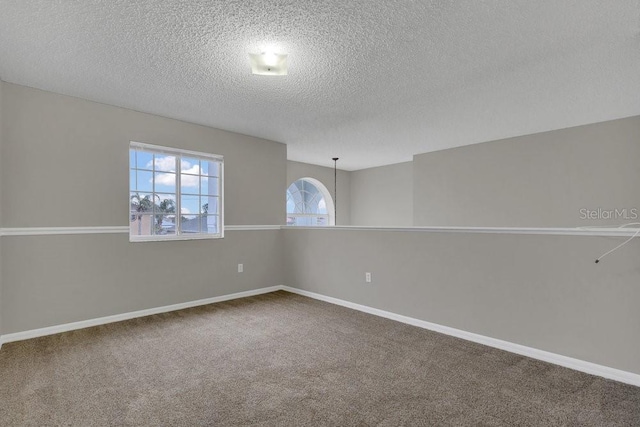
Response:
[332,157,339,225]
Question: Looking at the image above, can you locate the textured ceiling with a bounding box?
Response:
[0,1,639,170]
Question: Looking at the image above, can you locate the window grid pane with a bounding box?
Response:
[130,146,222,239]
[286,179,332,226]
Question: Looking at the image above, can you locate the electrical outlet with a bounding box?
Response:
[238,264,244,273]
[365,272,372,283]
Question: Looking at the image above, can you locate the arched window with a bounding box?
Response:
[286,178,335,226]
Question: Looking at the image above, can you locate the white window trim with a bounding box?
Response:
[286,177,335,226]
[129,141,224,242]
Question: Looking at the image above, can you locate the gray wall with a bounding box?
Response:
[413,116,640,227]
[351,162,413,226]
[2,83,286,227]
[2,231,282,333]
[0,83,286,334]
[2,82,640,381]
[283,228,640,375]
[287,160,351,226]
[0,80,4,336]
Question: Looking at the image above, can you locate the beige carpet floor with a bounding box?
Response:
[1,290,639,426]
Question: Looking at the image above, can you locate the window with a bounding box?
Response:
[286,178,335,226]
[129,142,223,241]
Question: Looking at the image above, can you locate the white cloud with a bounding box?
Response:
[146,158,206,189]
[155,173,176,187]
[146,156,176,172]
[181,162,205,188]
[181,173,201,188]
[318,199,327,214]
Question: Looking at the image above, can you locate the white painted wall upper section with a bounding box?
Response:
[0,1,638,170]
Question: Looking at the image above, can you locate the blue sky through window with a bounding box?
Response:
[130,149,220,217]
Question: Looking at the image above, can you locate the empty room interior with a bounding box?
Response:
[1,1,640,425]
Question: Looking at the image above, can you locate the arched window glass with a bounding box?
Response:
[286,178,335,226]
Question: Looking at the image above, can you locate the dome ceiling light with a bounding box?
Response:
[248,51,288,76]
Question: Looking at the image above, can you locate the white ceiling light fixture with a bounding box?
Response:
[248,51,288,76]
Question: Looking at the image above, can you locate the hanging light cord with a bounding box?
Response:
[593,223,640,264]
[332,157,338,225]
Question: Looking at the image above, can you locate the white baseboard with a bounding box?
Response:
[0,286,283,347]
[2,284,638,387]
[281,286,640,387]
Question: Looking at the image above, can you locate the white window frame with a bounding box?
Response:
[286,177,335,226]
[129,141,224,242]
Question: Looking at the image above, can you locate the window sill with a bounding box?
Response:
[129,233,223,243]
